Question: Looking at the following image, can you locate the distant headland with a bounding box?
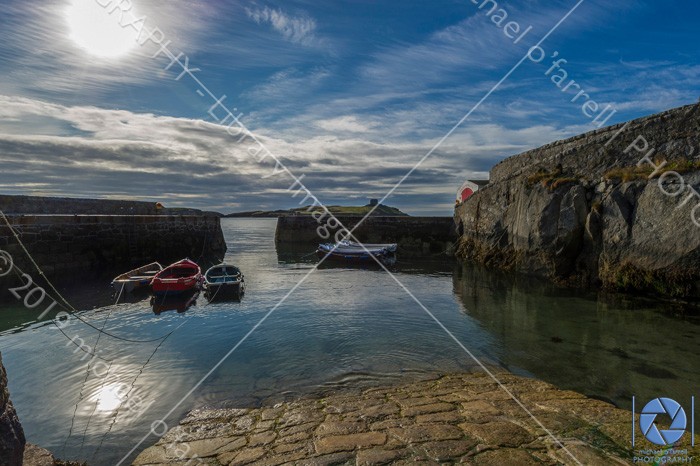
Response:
[227,199,409,217]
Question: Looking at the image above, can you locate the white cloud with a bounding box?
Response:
[315,116,375,133]
[0,95,585,214]
[0,0,216,97]
[246,5,318,46]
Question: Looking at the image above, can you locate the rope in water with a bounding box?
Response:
[0,210,190,343]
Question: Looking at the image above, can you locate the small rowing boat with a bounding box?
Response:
[204,264,246,301]
[316,242,395,264]
[338,240,398,253]
[111,262,163,294]
[151,259,203,295]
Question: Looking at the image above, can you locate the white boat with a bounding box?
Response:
[111,262,163,294]
[339,240,398,253]
[316,242,396,264]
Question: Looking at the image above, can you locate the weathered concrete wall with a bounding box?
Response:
[275,216,457,255]
[0,215,226,289]
[0,194,219,217]
[454,103,700,298]
[0,353,25,466]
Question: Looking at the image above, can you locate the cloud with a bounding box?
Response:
[315,116,375,133]
[246,5,319,46]
[0,95,585,214]
[0,0,218,100]
[4,0,695,215]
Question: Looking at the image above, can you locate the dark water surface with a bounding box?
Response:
[0,218,698,464]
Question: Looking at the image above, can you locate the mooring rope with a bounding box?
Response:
[0,210,186,343]
[1,209,243,461]
[62,294,118,458]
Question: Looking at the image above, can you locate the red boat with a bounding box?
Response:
[151,259,203,295]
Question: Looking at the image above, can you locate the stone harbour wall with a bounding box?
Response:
[0,215,227,295]
[275,216,458,255]
[0,194,219,217]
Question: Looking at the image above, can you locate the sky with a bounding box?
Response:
[0,0,698,215]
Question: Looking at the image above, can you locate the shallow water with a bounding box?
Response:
[0,218,698,464]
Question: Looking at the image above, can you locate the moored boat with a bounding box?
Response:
[204,264,246,300]
[151,259,203,295]
[111,262,163,294]
[316,242,393,264]
[338,240,398,253]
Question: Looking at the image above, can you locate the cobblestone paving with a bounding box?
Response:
[134,372,698,465]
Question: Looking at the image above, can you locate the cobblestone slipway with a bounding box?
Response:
[135,372,699,465]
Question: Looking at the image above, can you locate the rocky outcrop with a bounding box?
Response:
[0,353,25,466]
[22,444,56,466]
[454,103,700,298]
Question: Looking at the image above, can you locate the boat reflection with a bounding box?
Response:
[275,242,453,274]
[150,291,199,315]
[112,288,152,305]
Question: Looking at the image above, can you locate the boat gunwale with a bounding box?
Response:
[204,264,244,285]
[112,262,163,282]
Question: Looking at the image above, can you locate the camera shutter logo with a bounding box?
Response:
[640,397,687,445]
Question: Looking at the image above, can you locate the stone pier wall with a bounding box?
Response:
[0,194,219,216]
[0,215,226,293]
[275,216,458,255]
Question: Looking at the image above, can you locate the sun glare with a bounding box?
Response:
[92,383,125,412]
[66,0,138,58]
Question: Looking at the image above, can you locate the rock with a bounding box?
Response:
[455,102,700,298]
[22,444,55,466]
[314,432,386,454]
[459,421,535,447]
[0,353,25,466]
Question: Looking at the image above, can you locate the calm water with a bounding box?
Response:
[0,218,698,464]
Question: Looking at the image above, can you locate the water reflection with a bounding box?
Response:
[0,218,697,464]
[452,263,700,409]
[150,291,199,315]
[91,383,125,412]
[275,241,452,275]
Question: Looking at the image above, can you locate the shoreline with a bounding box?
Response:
[133,371,698,465]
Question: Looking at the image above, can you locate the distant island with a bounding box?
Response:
[227,200,408,217]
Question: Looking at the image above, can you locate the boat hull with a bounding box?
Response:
[111,262,163,294]
[152,279,202,295]
[316,249,389,264]
[339,240,398,253]
[204,263,246,301]
[151,259,203,295]
[112,278,152,294]
[205,281,245,300]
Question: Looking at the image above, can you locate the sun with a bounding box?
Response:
[65,0,138,58]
